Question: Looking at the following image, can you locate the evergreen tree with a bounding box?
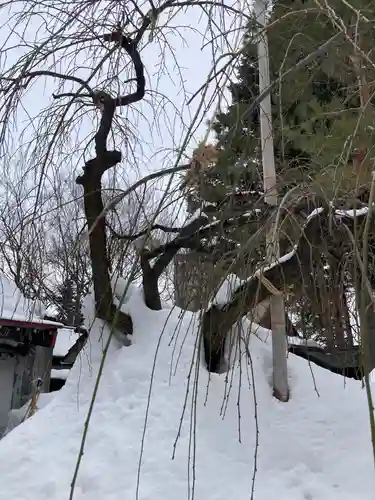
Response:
[210,0,375,200]
[183,0,375,346]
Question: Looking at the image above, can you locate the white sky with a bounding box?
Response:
[0,1,249,235]
[0,6,246,168]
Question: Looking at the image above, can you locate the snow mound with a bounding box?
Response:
[0,283,374,500]
[5,393,55,435]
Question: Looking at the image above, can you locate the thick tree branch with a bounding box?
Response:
[92,91,116,156]
[140,254,162,310]
[202,213,326,372]
[139,215,210,308]
[109,223,182,241]
[103,30,145,106]
[73,26,149,332]
[201,204,373,372]
[145,209,269,260]
[52,92,92,100]
[149,207,266,278]
[153,215,209,276]
[0,70,95,96]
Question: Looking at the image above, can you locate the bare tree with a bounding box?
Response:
[0,0,247,337]
[0,169,51,300]
[2,0,372,386]
[45,176,91,324]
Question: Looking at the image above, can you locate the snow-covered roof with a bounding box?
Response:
[288,336,321,348]
[0,274,62,328]
[53,328,80,357]
[50,368,70,380]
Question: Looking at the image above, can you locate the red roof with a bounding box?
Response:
[0,317,63,330]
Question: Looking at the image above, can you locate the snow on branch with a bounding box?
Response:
[335,206,369,218]
[109,223,182,242]
[201,200,375,371]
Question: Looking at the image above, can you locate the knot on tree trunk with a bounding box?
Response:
[76,150,122,184]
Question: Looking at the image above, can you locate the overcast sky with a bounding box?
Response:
[0,2,247,228]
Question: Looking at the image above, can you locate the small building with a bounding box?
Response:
[0,274,63,435]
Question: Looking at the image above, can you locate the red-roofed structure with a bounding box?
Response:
[0,275,64,436]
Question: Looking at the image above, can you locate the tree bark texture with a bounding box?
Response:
[202,213,327,373]
[75,27,148,335]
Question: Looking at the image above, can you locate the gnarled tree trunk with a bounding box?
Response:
[75,28,147,335]
[77,152,132,333]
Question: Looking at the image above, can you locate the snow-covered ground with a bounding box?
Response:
[6,393,55,435]
[0,281,374,500]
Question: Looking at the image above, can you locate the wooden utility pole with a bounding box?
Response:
[254,0,289,401]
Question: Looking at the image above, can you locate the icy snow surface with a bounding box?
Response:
[0,281,374,500]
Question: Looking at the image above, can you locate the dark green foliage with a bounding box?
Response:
[208,0,375,202]
[186,0,375,347]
